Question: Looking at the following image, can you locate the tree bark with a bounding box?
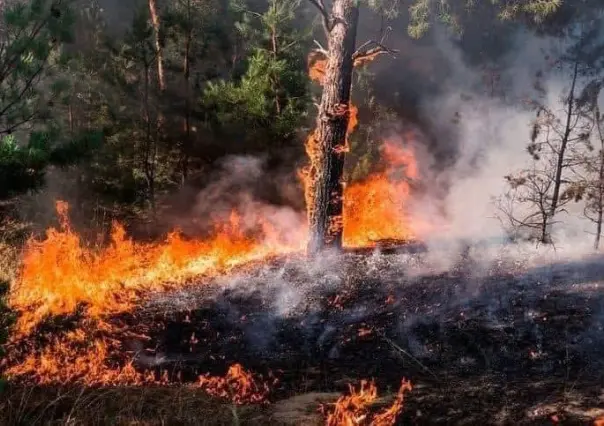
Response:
[307,0,358,255]
[148,0,165,91]
[595,150,604,250]
[594,107,604,250]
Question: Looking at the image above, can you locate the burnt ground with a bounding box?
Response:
[6,244,604,425]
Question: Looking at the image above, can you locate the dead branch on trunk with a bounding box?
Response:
[352,27,397,65]
[308,0,332,36]
[352,40,398,66]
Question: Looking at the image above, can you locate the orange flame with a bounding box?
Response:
[5,326,145,385]
[197,363,273,405]
[323,379,412,426]
[4,49,422,387]
[343,141,417,247]
[9,202,303,336]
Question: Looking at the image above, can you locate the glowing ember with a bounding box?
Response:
[197,363,274,405]
[323,379,412,426]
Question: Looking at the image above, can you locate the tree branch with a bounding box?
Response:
[352,41,398,65]
[308,0,331,36]
[312,40,328,57]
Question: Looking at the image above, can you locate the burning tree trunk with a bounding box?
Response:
[306,0,395,254]
[306,0,359,254]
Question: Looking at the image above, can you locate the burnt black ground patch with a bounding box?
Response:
[6,248,604,424]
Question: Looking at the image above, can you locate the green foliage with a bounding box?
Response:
[202,0,309,150]
[407,0,562,39]
[0,129,102,199]
[0,0,75,133]
[0,0,104,200]
[204,49,307,142]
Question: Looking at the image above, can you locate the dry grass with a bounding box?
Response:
[0,240,20,285]
[0,385,278,426]
[0,210,29,285]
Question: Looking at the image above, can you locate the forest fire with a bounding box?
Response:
[9,137,417,338]
[8,201,303,337]
[2,43,418,421]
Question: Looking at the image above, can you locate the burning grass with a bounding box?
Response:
[8,134,419,338]
[4,246,604,424]
[322,379,412,426]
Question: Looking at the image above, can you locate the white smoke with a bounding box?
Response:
[403,27,602,260]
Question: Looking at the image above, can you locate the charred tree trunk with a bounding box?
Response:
[142,59,156,214]
[595,150,604,250]
[307,0,358,255]
[594,107,604,250]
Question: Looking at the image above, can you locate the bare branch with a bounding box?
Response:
[312,40,328,57]
[307,0,331,36]
[352,41,398,65]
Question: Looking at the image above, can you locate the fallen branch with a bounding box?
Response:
[378,332,439,381]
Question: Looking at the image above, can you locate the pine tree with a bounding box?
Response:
[203,0,310,154]
[0,0,102,200]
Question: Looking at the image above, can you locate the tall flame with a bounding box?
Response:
[343,141,417,247]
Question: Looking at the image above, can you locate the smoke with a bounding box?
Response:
[157,155,307,248]
[379,25,603,258]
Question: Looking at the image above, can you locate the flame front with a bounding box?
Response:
[323,379,412,426]
[9,202,303,336]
